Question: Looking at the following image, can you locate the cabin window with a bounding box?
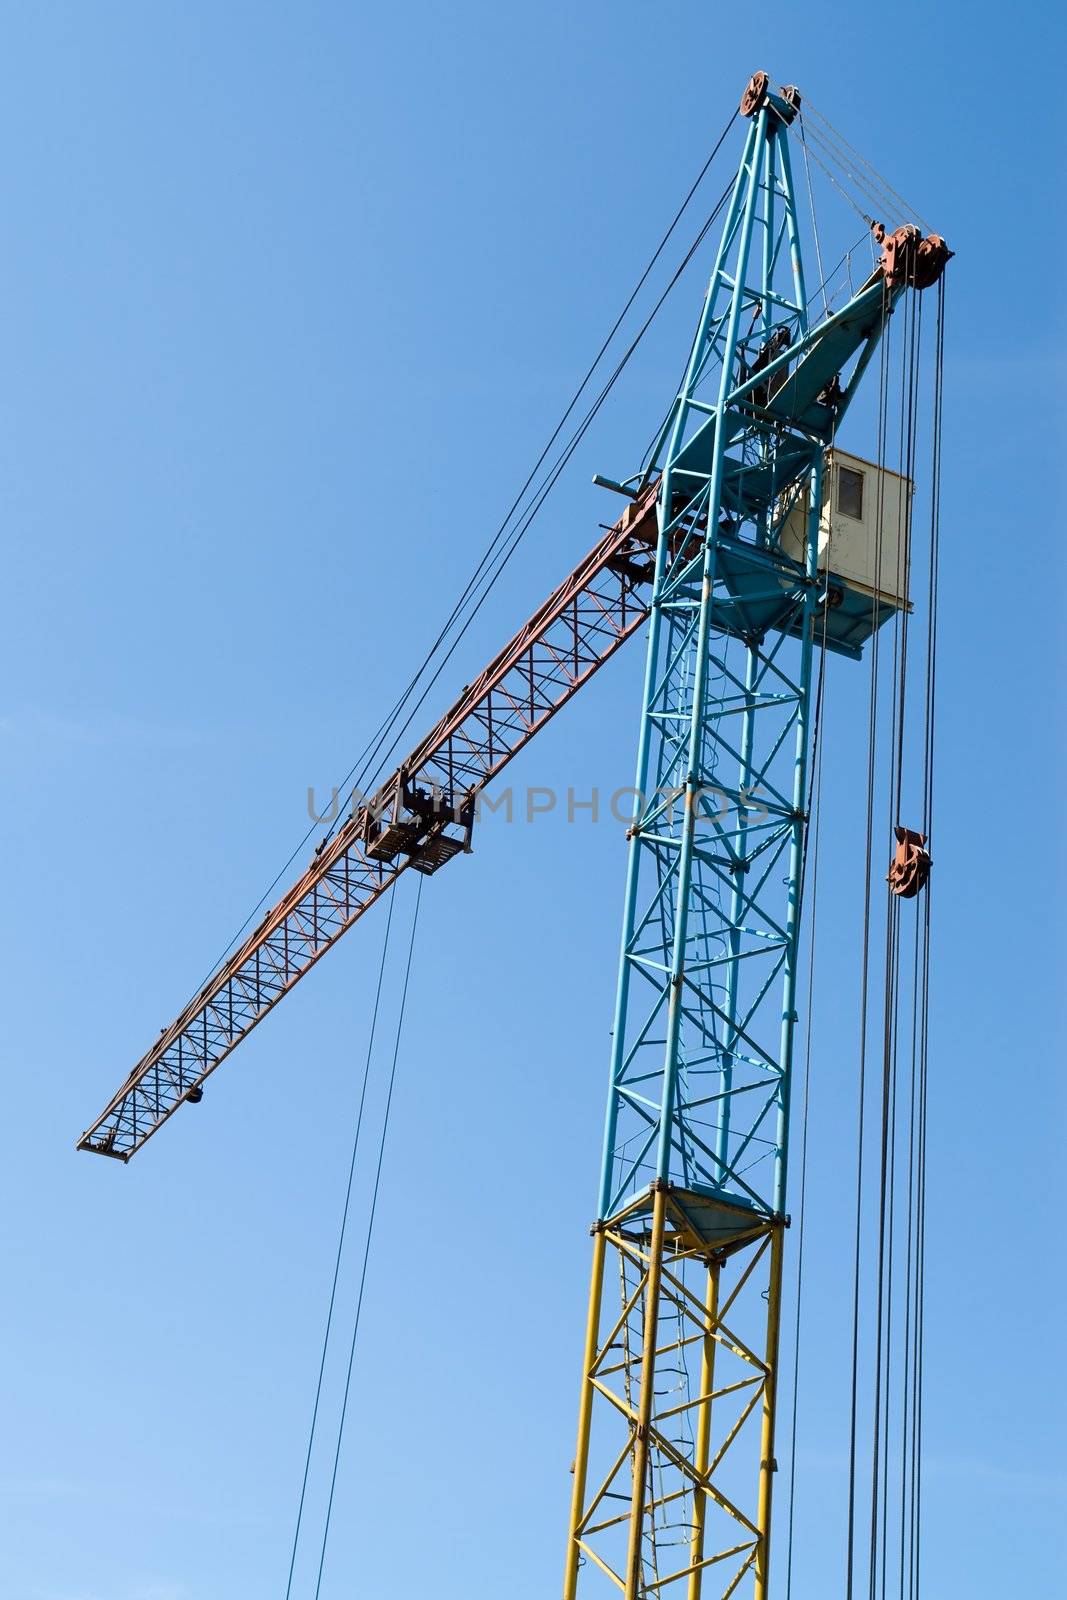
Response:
[837,465,864,520]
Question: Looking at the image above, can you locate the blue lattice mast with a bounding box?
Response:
[563,73,949,1600]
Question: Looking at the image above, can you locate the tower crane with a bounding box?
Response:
[77,72,949,1598]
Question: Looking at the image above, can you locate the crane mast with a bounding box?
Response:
[563,76,947,1599]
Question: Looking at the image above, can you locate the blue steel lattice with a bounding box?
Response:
[598,97,831,1229]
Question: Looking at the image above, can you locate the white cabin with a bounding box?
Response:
[781,449,914,612]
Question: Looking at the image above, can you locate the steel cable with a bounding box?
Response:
[798,112,829,322]
[339,178,736,817]
[172,115,740,1015]
[845,280,892,1600]
[868,268,923,1600]
[844,263,943,1600]
[283,887,398,1598]
[801,101,933,233]
[312,873,424,1598]
[908,272,944,1598]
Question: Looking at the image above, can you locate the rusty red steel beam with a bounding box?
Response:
[77,485,659,1160]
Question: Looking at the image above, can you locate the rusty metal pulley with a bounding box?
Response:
[887,826,931,899]
[872,223,953,291]
[740,71,769,118]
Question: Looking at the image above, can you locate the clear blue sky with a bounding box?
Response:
[2,5,1064,1598]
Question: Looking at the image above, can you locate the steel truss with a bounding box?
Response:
[78,493,658,1159]
[568,1188,783,1600]
[564,81,900,1600]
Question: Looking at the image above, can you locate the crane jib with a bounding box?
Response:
[76,488,660,1160]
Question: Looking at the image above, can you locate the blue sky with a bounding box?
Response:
[1,4,1064,1598]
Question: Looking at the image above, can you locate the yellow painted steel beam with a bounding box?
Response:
[564,1227,608,1600]
[753,1227,784,1600]
[687,1265,719,1600]
[624,1184,669,1600]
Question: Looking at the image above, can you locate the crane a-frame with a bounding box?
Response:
[77,72,949,1598]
